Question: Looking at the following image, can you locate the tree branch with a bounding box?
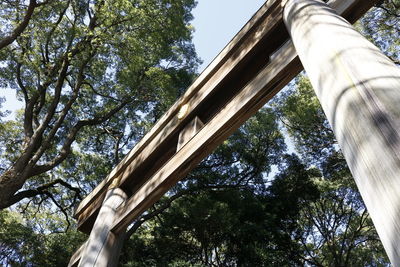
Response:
[83,81,121,101]
[23,52,70,143]
[30,98,131,176]
[44,191,71,231]
[377,3,400,18]
[16,63,29,102]
[16,62,40,140]
[44,0,70,62]
[30,54,93,167]
[7,178,82,208]
[0,0,37,50]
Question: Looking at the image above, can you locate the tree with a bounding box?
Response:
[0,209,86,266]
[0,0,45,50]
[297,167,389,266]
[273,76,337,165]
[0,0,398,266]
[273,70,390,266]
[0,0,199,209]
[118,109,320,267]
[358,0,399,65]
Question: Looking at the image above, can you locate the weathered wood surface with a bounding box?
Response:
[284,0,400,266]
[74,0,377,235]
[75,188,127,267]
[70,0,385,263]
[283,0,400,264]
[177,117,204,151]
[110,0,381,232]
[111,40,301,232]
[68,241,87,267]
[74,0,287,232]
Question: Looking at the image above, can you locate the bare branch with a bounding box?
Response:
[16,63,29,102]
[0,0,38,50]
[23,93,39,140]
[83,81,121,101]
[30,98,131,176]
[376,3,400,18]
[30,54,93,166]
[26,58,69,152]
[44,0,71,62]
[44,191,71,231]
[16,62,40,140]
[7,178,82,208]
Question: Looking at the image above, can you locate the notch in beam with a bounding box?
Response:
[177,116,204,151]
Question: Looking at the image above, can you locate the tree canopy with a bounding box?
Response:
[0,0,399,266]
[0,0,200,209]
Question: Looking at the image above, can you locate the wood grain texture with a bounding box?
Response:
[111,40,301,232]
[177,117,204,151]
[77,188,127,267]
[74,0,379,236]
[283,0,399,264]
[74,0,286,232]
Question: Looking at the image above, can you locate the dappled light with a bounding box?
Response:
[284,0,400,264]
[0,0,398,266]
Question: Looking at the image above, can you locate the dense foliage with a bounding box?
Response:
[0,0,199,208]
[0,0,398,266]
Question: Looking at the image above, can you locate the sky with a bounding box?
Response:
[1,1,267,118]
[0,1,291,174]
[191,0,296,162]
[192,0,266,72]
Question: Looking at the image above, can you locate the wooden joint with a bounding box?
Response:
[177,116,204,151]
[108,175,122,190]
[177,104,189,120]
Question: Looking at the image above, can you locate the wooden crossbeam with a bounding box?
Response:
[109,0,379,230]
[74,0,286,233]
[73,0,378,235]
[111,40,301,232]
[70,0,380,264]
[177,117,204,151]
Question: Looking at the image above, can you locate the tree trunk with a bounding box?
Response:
[0,167,31,208]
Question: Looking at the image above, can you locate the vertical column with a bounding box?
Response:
[77,187,127,267]
[283,0,400,265]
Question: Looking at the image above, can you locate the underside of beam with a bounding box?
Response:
[73,0,379,236]
[74,0,288,233]
[70,0,383,264]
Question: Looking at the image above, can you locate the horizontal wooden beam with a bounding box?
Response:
[74,0,379,233]
[111,39,301,232]
[109,0,379,234]
[74,0,286,232]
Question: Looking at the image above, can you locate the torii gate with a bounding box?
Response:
[69,0,400,266]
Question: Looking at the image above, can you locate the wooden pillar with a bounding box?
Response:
[76,188,127,267]
[283,0,400,265]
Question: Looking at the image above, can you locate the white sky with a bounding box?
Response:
[192,0,266,71]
